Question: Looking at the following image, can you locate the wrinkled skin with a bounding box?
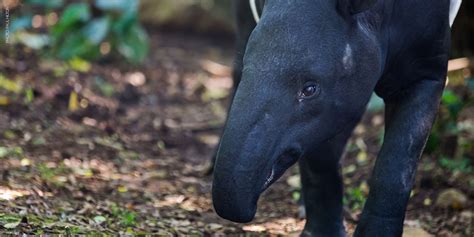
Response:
[212,0,452,236]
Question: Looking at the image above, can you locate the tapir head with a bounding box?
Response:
[213,0,383,222]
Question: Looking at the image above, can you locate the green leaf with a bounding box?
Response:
[440,157,473,173]
[82,17,110,45]
[4,220,20,229]
[17,32,50,50]
[441,90,463,119]
[0,74,22,93]
[93,215,107,224]
[53,3,91,36]
[62,3,91,24]
[25,88,34,104]
[442,90,462,105]
[116,24,149,63]
[32,137,46,146]
[0,147,8,158]
[95,0,138,13]
[94,77,115,97]
[292,191,301,202]
[425,133,440,153]
[68,57,91,72]
[56,32,99,60]
[113,12,137,35]
[121,211,136,227]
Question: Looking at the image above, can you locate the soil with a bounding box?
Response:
[0,30,472,236]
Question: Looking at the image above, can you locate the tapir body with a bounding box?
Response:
[212,0,461,236]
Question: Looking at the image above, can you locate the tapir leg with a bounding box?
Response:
[207,0,257,174]
[299,128,353,237]
[354,79,446,237]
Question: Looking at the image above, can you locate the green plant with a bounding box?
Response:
[37,163,70,186]
[344,186,367,211]
[12,0,149,64]
[0,146,24,159]
[424,70,474,177]
[439,156,473,173]
[110,203,137,227]
[426,73,474,154]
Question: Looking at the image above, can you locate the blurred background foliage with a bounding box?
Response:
[3,0,237,63]
[6,0,149,63]
[1,0,473,171]
[139,0,233,35]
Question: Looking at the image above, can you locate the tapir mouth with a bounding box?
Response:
[212,147,302,223]
[261,148,302,192]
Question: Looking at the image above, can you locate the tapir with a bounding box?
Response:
[212,0,462,236]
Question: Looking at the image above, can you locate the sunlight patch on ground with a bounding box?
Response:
[0,187,29,200]
[155,195,186,208]
[243,217,305,235]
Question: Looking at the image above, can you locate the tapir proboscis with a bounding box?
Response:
[212,0,462,236]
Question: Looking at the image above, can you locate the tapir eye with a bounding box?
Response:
[297,83,320,100]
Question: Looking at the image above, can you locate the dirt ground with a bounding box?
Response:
[0,30,472,236]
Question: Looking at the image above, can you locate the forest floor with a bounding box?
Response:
[0,30,472,236]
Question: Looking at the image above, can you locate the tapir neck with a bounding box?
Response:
[263,0,341,22]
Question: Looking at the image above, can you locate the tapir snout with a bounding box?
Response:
[212,104,303,222]
[212,148,302,222]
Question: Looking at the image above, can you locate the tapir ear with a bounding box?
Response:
[338,0,377,15]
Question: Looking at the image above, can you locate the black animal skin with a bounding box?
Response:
[212,0,455,236]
